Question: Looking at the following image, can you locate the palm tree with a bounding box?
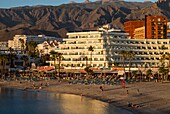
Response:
[160,45,166,54]
[79,55,88,67]
[165,53,170,69]
[19,39,25,54]
[40,54,50,66]
[159,53,167,81]
[119,50,127,79]
[146,69,153,81]
[88,46,94,66]
[50,50,58,76]
[57,52,63,78]
[84,66,93,75]
[26,41,38,56]
[20,55,29,68]
[126,51,135,80]
[159,67,169,81]
[160,54,166,69]
[84,56,88,67]
[8,47,14,67]
[79,55,89,77]
[0,54,8,80]
[0,54,3,79]
[132,71,137,81]
[26,41,38,65]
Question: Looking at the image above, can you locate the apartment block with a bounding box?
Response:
[47,29,129,70]
[145,15,168,39]
[134,26,145,39]
[124,20,144,38]
[46,28,170,71]
[0,41,8,50]
[8,35,61,50]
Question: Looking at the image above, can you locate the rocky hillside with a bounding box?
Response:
[0,0,169,41]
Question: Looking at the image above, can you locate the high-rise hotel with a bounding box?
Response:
[48,28,129,70]
[45,15,170,71]
[124,15,168,39]
[47,25,170,70]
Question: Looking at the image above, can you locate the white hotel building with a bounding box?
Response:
[48,28,170,71]
[8,35,59,50]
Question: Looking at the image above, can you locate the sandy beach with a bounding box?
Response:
[1,80,170,114]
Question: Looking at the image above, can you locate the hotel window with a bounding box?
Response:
[100,58,104,61]
[142,47,146,49]
[153,47,157,49]
[93,64,97,67]
[94,58,98,61]
[77,64,80,67]
[157,41,161,44]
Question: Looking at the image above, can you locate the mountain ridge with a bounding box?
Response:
[0,0,169,41]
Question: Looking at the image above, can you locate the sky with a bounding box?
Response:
[0,0,156,8]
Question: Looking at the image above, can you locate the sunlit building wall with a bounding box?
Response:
[145,15,168,39]
[8,35,58,50]
[47,30,129,70]
[134,26,145,39]
[47,29,170,70]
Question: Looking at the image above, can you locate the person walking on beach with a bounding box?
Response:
[80,93,83,101]
[32,82,36,89]
[126,90,129,96]
[121,79,126,89]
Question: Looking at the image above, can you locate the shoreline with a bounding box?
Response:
[1,80,170,114]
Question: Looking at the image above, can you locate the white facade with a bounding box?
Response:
[37,40,60,55]
[0,41,8,50]
[46,30,170,70]
[167,22,170,29]
[168,22,170,38]
[8,35,60,50]
[47,30,130,70]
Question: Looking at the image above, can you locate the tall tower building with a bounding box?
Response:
[145,15,167,39]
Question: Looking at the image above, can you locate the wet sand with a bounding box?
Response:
[1,80,170,114]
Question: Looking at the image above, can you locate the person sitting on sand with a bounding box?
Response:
[39,86,42,90]
[45,82,49,87]
[23,86,28,91]
[127,102,140,108]
[100,86,104,91]
[32,83,36,89]
[137,89,142,95]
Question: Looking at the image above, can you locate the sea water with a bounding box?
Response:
[0,88,132,114]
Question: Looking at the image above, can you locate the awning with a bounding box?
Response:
[118,71,124,75]
[45,70,55,73]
